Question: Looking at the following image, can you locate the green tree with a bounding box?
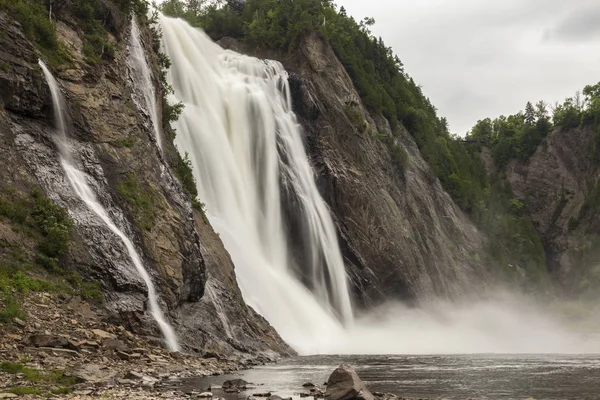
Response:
[524,101,535,125]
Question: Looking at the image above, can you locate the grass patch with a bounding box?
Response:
[8,386,44,395]
[81,281,104,305]
[0,362,78,386]
[112,137,136,148]
[378,133,409,172]
[344,104,368,133]
[116,174,157,231]
[174,153,207,215]
[0,292,25,323]
[51,387,72,395]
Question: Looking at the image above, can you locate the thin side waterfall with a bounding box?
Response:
[128,16,162,150]
[38,61,179,352]
[158,15,352,353]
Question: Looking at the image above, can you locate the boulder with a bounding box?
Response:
[325,365,374,400]
[197,393,213,398]
[303,383,316,388]
[223,378,252,389]
[91,329,116,340]
[124,371,145,380]
[102,338,128,351]
[71,364,115,383]
[267,396,283,400]
[28,334,69,349]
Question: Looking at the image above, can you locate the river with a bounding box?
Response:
[178,354,600,400]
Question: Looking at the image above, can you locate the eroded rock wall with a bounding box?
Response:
[505,127,600,292]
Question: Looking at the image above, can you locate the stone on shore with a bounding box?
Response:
[223,378,254,389]
[325,364,374,400]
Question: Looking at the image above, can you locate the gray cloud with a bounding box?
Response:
[544,5,600,42]
[339,0,600,134]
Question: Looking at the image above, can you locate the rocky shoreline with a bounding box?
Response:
[0,291,275,399]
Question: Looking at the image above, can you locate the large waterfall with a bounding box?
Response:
[38,61,179,351]
[158,15,352,353]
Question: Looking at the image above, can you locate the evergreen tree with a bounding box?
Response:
[524,101,535,125]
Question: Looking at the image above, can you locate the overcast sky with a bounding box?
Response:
[339,0,600,135]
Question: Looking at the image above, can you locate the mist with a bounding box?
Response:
[311,292,600,355]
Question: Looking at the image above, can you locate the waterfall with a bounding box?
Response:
[38,61,179,352]
[158,15,352,353]
[128,16,163,150]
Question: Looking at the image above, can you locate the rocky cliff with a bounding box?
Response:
[506,127,600,295]
[0,7,290,357]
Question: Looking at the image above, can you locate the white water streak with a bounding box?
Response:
[128,16,163,150]
[158,15,352,353]
[39,60,179,351]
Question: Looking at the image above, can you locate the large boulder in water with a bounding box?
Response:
[325,365,374,400]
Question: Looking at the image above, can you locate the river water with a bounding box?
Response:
[179,354,600,400]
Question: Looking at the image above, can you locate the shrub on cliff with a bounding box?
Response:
[0,0,57,51]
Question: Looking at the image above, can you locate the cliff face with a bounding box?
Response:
[291,34,490,305]
[0,9,291,357]
[220,33,491,307]
[505,127,600,293]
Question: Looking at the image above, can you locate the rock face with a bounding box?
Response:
[221,34,490,306]
[0,8,290,358]
[325,364,374,400]
[505,126,600,291]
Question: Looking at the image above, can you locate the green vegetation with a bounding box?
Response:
[163,98,185,127]
[0,189,103,322]
[0,188,72,264]
[344,105,368,133]
[0,0,70,67]
[469,83,600,168]
[174,153,206,213]
[112,137,136,148]
[378,132,409,172]
[8,386,44,396]
[469,101,551,169]
[72,0,116,64]
[0,362,78,395]
[0,292,24,323]
[116,174,157,231]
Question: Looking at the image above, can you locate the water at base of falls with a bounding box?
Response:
[38,60,180,352]
[158,14,353,354]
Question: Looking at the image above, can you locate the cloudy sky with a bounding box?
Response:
[340,0,600,135]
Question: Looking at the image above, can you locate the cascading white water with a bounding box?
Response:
[158,15,352,353]
[38,61,179,351]
[128,16,163,150]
